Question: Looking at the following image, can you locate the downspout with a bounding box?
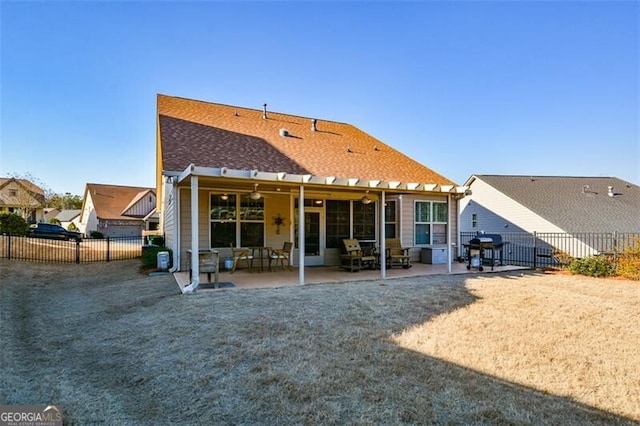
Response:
[182,174,200,294]
[298,185,305,285]
[169,180,179,273]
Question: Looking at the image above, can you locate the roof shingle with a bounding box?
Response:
[158,95,456,186]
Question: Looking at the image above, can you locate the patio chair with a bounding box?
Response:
[385,238,411,268]
[340,239,377,272]
[230,244,253,273]
[269,242,293,271]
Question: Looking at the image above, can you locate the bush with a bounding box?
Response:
[617,239,640,281]
[68,222,78,231]
[150,235,165,246]
[141,246,172,269]
[90,231,104,239]
[49,218,61,225]
[0,213,29,236]
[569,256,615,278]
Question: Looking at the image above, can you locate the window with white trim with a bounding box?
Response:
[384,200,396,238]
[210,194,265,248]
[414,201,447,245]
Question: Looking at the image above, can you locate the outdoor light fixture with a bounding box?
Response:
[361,190,372,204]
[249,184,262,200]
[220,193,229,201]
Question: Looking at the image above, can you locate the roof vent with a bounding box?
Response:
[311,119,317,132]
[262,103,267,120]
[608,186,617,197]
[279,128,289,137]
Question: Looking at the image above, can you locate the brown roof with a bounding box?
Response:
[84,183,154,220]
[158,95,456,186]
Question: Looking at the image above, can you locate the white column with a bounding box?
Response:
[447,193,452,274]
[298,185,305,285]
[380,191,386,279]
[190,175,200,288]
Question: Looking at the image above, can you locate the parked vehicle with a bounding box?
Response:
[28,223,82,242]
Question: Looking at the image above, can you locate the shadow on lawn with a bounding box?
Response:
[0,262,635,424]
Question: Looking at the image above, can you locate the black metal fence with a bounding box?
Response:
[0,235,145,263]
[460,231,640,269]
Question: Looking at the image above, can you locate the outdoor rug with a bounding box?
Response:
[198,282,235,290]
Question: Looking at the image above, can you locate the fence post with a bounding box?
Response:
[76,239,80,264]
[533,231,537,269]
[612,231,618,268]
[106,237,110,262]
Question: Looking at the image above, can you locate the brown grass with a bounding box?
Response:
[1,260,637,424]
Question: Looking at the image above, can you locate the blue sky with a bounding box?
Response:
[1,1,638,196]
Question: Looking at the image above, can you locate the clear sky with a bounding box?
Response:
[1,1,638,196]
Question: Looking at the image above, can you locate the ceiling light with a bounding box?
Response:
[220,193,229,201]
[361,190,372,204]
[249,184,261,200]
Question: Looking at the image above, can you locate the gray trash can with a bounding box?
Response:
[157,251,170,270]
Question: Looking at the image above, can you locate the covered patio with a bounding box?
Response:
[173,261,527,291]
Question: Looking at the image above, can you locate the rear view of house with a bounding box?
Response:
[156,94,466,286]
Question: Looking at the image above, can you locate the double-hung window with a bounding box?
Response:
[414,201,448,245]
[210,194,265,248]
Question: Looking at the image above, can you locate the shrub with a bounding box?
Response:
[150,235,165,246]
[0,213,29,236]
[569,256,615,278]
[616,239,640,281]
[90,231,104,239]
[49,217,61,225]
[68,222,78,231]
[141,246,172,269]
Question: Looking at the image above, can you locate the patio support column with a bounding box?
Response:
[380,191,386,279]
[447,193,452,274]
[298,185,305,285]
[184,174,199,293]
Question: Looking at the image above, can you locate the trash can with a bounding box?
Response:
[157,251,170,270]
[224,257,233,271]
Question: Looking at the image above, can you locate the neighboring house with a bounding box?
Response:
[156,94,467,287]
[44,208,61,223]
[55,209,81,231]
[459,175,640,257]
[0,177,45,223]
[79,183,157,238]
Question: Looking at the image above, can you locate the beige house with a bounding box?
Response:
[0,177,45,223]
[79,183,158,238]
[156,94,467,289]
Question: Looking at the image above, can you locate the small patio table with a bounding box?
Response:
[250,246,271,272]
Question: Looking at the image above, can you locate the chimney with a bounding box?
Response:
[311,118,317,132]
[262,103,267,120]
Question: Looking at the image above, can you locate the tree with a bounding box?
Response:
[47,192,83,210]
[0,212,29,236]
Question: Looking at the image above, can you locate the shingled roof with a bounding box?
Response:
[84,183,154,220]
[469,175,640,233]
[157,94,457,186]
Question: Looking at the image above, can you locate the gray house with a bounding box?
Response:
[459,175,640,259]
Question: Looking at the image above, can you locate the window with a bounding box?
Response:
[210,194,237,248]
[385,201,396,238]
[210,193,265,247]
[352,202,376,241]
[471,213,477,228]
[414,201,448,245]
[326,200,350,248]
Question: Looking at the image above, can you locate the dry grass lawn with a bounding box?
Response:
[1,260,638,424]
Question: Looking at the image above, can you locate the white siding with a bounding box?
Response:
[161,181,177,257]
[79,193,98,237]
[124,192,156,217]
[460,178,564,234]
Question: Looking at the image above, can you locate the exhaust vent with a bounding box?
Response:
[311,119,317,132]
[279,128,289,137]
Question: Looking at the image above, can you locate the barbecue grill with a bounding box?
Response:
[463,234,507,271]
